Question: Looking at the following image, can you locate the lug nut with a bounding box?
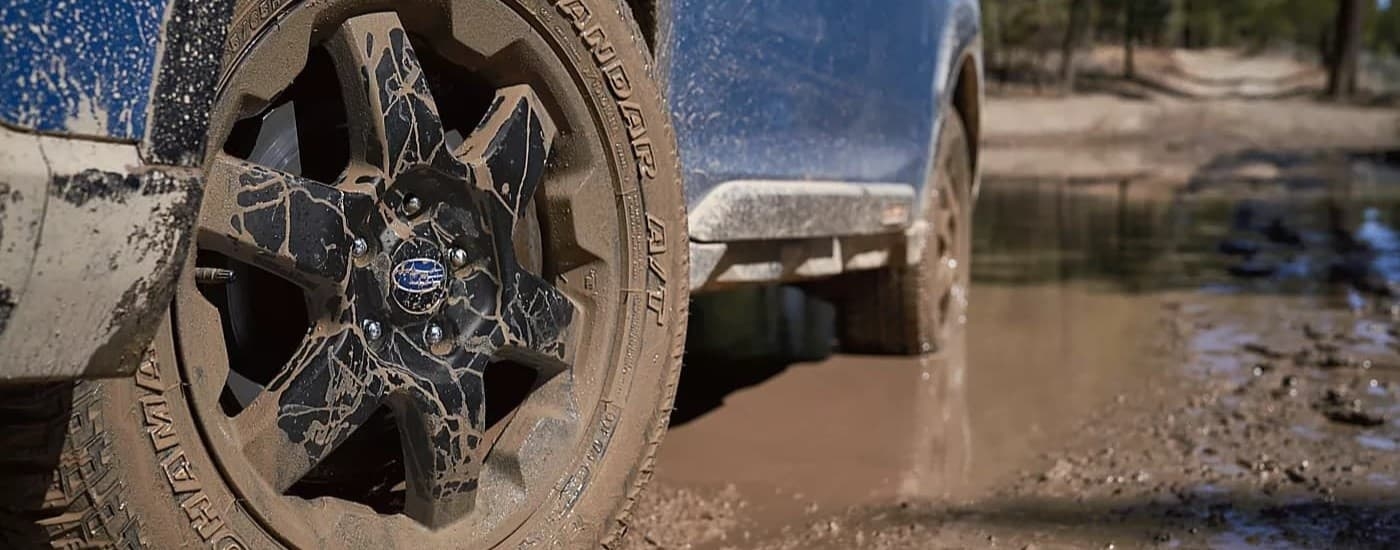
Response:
[448,248,468,268]
[351,237,369,258]
[425,323,445,345]
[402,194,423,217]
[362,319,383,341]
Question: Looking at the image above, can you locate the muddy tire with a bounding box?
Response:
[0,0,687,548]
[831,109,973,355]
[0,382,144,549]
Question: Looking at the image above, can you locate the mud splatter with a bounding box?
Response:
[0,284,14,335]
[145,0,236,166]
[0,182,12,247]
[0,0,165,138]
[50,170,142,207]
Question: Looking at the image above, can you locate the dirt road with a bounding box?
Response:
[620,172,1400,548]
[984,49,1400,183]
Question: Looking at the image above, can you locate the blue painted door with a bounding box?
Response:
[665,0,972,205]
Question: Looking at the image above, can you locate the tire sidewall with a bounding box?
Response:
[101,0,687,547]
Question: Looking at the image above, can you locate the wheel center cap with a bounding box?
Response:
[393,258,446,293]
[390,239,448,315]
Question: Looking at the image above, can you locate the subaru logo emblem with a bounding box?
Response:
[392,258,446,294]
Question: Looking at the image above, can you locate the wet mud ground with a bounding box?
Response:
[621,158,1400,549]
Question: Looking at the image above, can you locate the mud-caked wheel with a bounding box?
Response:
[0,1,687,548]
[827,109,973,355]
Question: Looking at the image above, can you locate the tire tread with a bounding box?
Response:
[0,382,144,550]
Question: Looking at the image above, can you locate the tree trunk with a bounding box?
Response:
[1180,0,1192,48]
[988,0,1007,82]
[1328,0,1364,100]
[1181,0,1192,47]
[1059,0,1089,92]
[1123,0,1136,79]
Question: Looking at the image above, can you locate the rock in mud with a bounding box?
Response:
[1228,258,1278,278]
[1262,218,1303,246]
[1315,353,1355,369]
[1314,390,1386,427]
[1218,238,1262,257]
[1242,342,1285,359]
[1040,458,1075,483]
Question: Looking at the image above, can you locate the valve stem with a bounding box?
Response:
[194,267,237,285]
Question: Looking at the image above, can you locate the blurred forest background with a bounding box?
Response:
[983,0,1400,100]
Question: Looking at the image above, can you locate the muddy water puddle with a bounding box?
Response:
[624,174,1400,549]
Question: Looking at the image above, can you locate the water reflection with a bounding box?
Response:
[973,176,1400,303]
[649,168,1400,548]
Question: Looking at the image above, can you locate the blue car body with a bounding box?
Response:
[0,0,981,379]
[1,0,168,140]
[665,0,981,205]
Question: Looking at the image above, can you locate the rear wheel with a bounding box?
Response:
[0,1,687,548]
[829,109,973,355]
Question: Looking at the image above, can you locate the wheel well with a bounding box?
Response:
[625,0,659,53]
[950,53,981,171]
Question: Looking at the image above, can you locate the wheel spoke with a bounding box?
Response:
[452,85,575,366]
[439,244,576,371]
[499,270,575,367]
[478,373,579,500]
[932,257,958,298]
[930,205,960,296]
[538,159,614,273]
[234,326,385,491]
[383,346,491,528]
[457,85,557,220]
[200,154,361,292]
[327,12,450,176]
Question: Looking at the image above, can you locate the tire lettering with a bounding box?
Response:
[632,136,657,179]
[140,394,179,452]
[583,268,598,296]
[556,0,593,29]
[180,492,228,541]
[645,214,668,325]
[601,58,632,99]
[645,255,668,327]
[645,214,667,254]
[136,355,163,392]
[555,0,655,181]
[225,0,292,60]
[554,405,619,518]
[617,100,646,139]
[159,448,204,499]
[135,356,250,549]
